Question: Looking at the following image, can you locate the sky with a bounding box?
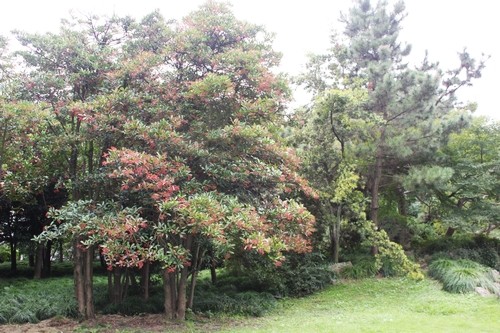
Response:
[0,0,497,119]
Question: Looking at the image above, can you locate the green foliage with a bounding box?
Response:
[358,220,423,279]
[417,235,500,270]
[338,254,379,279]
[100,295,164,316]
[404,118,500,235]
[0,277,77,324]
[0,244,9,262]
[428,259,499,294]
[224,252,334,297]
[193,287,276,317]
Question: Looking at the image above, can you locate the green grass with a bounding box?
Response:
[219,278,500,333]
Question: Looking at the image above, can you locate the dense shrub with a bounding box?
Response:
[100,294,164,316]
[428,258,499,294]
[337,254,379,279]
[224,252,334,297]
[417,235,500,270]
[193,288,276,317]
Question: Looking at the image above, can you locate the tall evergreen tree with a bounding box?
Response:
[299,0,485,229]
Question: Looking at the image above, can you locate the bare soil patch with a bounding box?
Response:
[0,314,255,333]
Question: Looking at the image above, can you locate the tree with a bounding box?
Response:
[290,89,367,262]
[0,98,64,275]
[35,1,316,321]
[299,0,485,233]
[13,13,134,319]
[404,117,500,235]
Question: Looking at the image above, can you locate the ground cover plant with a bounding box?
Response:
[0,277,78,324]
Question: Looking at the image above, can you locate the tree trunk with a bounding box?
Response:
[34,243,44,279]
[59,241,64,263]
[112,267,123,304]
[332,204,341,264]
[74,239,86,318]
[176,266,189,320]
[99,249,107,269]
[369,131,385,256]
[108,270,113,301]
[188,244,201,309]
[210,253,217,285]
[42,240,52,277]
[163,270,175,320]
[10,240,17,273]
[396,186,408,216]
[84,246,95,319]
[73,239,95,320]
[141,261,150,301]
[370,146,383,227]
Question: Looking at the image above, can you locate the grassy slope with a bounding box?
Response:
[221,278,500,333]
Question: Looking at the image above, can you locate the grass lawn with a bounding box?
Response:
[221,278,500,333]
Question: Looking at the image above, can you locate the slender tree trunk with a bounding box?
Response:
[42,240,52,277]
[108,271,112,301]
[59,241,64,263]
[74,239,86,318]
[370,146,383,227]
[163,270,175,320]
[370,131,385,256]
[34,243,44,279]
[176,266,189,320]
[122,269,131,300]
[84,246,95,319]
[10,240,17,273]
[112,267,123,304]
[99,250,106,269]
[332,204,342,264]
[209,247,217,285]
[141,261,150,301]
[188,244,201,309]
[396,186,408,216]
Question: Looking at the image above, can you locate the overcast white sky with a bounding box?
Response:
[1,0,497,119]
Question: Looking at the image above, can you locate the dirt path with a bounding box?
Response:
[0,314,254,333]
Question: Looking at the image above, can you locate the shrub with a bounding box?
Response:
[417,235,500,270]
[192,286,276,317]
[360,221,423,279]
[224,252,334,297]
[337,254,378,279]
[100,294,164,316]
[428,259,499,294]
